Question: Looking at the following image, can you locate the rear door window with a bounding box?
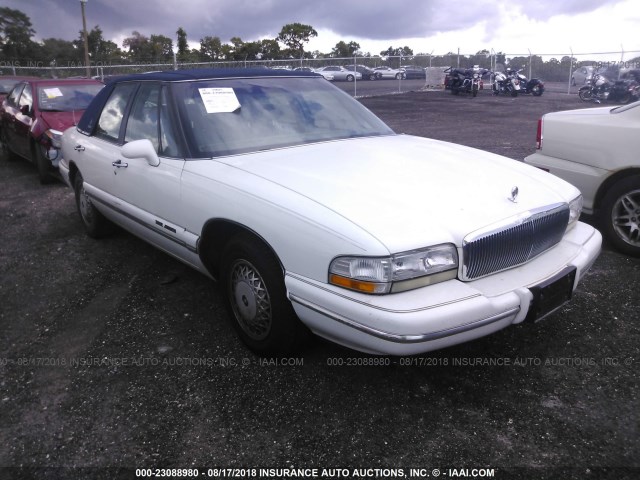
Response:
[96,83,137,142]
[125,83,160,151]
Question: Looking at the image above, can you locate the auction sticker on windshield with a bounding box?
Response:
[198,87,241,113]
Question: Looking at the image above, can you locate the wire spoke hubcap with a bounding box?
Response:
[612,189,640,247]
[230,260,272,341]
[79,187,94,224]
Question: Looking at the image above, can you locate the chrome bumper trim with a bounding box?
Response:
[289,293,520,344]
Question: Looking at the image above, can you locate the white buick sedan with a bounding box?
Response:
[524,101,640,256]
[60,69,601,355]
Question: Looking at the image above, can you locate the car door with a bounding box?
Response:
[74,82,138,203]
[2,83,25,155]
[111,83,190,255]
[12,83,34,159]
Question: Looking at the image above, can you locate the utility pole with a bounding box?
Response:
[80,0,90,77]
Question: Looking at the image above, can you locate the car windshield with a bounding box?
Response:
[173,76,394,158]
[37,83,104,111]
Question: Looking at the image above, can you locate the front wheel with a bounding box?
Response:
[34,144,55,185]
[74,172,113,238]
[0,129,17,162]
[600,176,640,256]
[221,234,311,354]
[472,84,478,97]
[579,87,593,102]
[369,74,377,80]
[395,72,403,80]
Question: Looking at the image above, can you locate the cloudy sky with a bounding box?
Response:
[6,0,639,59]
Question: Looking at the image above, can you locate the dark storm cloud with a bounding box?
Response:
[3,0,624,47]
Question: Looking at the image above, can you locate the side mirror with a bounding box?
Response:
[121,139,160,167]
[20,104,31,116]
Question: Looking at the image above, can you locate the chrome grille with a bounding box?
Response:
[462,203,570,280]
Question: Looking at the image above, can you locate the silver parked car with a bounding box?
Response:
[571,66,610,86]
[314,66,362,82]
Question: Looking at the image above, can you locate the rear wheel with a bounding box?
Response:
[472,84,478,97]
[221,234,311,355]
[532,85,544,96]
[74,172,112,238]
[618,92,632,104]
[395,72,403,80]
[600,175,640,256]
[346,74,354,82]
[579,87,593,102]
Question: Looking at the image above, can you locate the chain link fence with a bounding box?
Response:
[2,50,639,97]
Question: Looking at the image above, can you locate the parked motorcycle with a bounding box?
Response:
[492,69,521,97]
[444,65,489,97]
[515,69,544,96]
[579,71,640,104]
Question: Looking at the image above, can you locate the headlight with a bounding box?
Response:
[567,194,583,231]
[44,129,63,149]
[329,244,458,294]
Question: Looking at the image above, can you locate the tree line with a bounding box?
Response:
[0,7,418,65]
[1,6,636,80]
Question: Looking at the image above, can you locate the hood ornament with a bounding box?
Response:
[508,186,519,203]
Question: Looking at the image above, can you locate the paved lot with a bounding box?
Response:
[0,88,638,480]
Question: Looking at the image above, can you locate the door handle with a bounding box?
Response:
[112,159,128,168]
[74,145,85,151]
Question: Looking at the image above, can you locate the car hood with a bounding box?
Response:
[38,110,84,131]
[215,135,578,253]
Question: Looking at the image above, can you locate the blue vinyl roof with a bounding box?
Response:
[78,68,320,135]
[109,67,319,83]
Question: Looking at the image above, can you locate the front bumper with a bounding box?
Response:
[286,222,601,355]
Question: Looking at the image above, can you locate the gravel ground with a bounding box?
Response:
[0,88,638,480]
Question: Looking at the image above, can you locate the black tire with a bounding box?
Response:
[510,88,518,97]
[73,172,112,238]
[346,74,354,82]
[0,129,18,162]
[618,93,632,104]
[395,73,403,80]
[34,144,55,185]
[571,77,576,86]
[472,85,478,97]
[600,176,640,256]
[369,74,376,81]
[221,234,311,355]
[579,87,593,102]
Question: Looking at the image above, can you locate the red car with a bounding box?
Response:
[0,78,103,183]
